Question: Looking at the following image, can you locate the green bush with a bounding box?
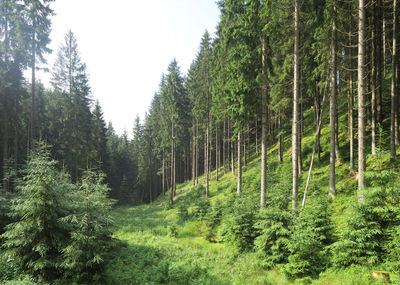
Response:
[219,193,258,252]
[167,225,178,238]
[204,202,223,241]
[283,195,333,279]
[191,198,210,221]
[254,187,293,268]
[386,224,400,273]
[331,151,400,268]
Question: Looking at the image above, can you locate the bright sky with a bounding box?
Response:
[38,0,220,136]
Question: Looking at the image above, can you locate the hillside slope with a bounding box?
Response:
[105,105,400,284]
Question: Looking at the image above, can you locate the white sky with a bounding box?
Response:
[37,0,220,137]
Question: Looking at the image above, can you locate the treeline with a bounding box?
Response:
[135,0,400,206]
[0,1,137,202]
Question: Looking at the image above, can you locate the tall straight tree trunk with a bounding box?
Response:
[383,18,387,75]
[330,0,337,197]
[278,112,283,163]
[348,8,355,172]
[222,118,226,175]
[192,120,196,185]
[231,120,235,174]
[298,72,303,174]
[243,126,247,167]
[196,120,199,184]
[30,22,36,150]
[3,114,9,192]
[391,0,398,159]
[377,0,383,125]
[358,0,366,190]
[206,126,209,198]
[216,126,219,182]
[292,0,300,209]
[255,117,259,154]
[162,152,165,196]
[371,3,377,155]
[260,36,268,208]
[237,131,242,194]
[170,121,175,204]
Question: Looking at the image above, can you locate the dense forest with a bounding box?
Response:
[1,0,400,284]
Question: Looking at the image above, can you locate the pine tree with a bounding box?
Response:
[23,0,54,149]
[1,144,74,282]
[50,30,93,181]
[61,170,114,283]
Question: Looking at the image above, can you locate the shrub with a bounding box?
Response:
[191,198,210,221]
[219,193,258,252]
[331,150,400,268]
[167,225,178,238]
[204,202,223,241]
[254,187,293,269]
[283,195,333,279]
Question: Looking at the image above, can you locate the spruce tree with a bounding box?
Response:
[1,144,74,282]
[61,170,114,283]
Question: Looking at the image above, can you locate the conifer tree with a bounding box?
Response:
[50,30,93,181]
[1,144,74,282]
[61,170,114,283]
[23,0,54,149]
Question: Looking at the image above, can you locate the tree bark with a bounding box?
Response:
[371,3,377,155]
[170,121,175,205]
[192,120,196,185]
[292,0,300,209]
[255,117,259,154]
[216,125,219,182]
[196,120,199,184]
[206,126,209,198]
[237,131,242,194]
[391,0,398,159]
[30,19,36,150]
[231,120,235,174]
[330,0,337,197]
[3,113,9,192]
[162,152,165,196]
[278,112,283,163]
[222,118,226,175]
[261,36,268,208]
[358,0,366,191]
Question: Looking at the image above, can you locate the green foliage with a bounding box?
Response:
[331,148,400,268]
[191,198,210,221]
[204,202,223,241]
[60,170,115,284]
[167,224,178,238]
[283,195,333,279]
[254,185,293,269]
[0,250,21,282]
[1,146,74,282]
[0,193,15,235]
[386,224,400,274]
[219,193,258,252]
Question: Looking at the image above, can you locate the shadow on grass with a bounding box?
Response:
[106,241,232,285]
[112,205,166,234]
